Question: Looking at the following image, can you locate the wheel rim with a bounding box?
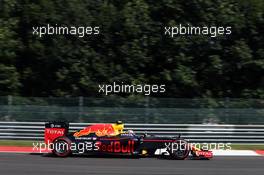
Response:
[54,140,69,154]
[170,141,189,159]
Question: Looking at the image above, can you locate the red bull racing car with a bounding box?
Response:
[44,121,213,160]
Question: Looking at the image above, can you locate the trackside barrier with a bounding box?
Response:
[0,122,264,143]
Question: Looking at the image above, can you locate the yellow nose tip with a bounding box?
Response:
[142,150,148,155]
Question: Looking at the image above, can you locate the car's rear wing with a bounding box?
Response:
[44,121,69,144]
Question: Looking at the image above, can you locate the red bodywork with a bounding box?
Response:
[44,128,66,144]
[44,122,69,144]
[195,150,213,158]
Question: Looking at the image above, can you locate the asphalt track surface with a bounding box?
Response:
[0,153,264,175]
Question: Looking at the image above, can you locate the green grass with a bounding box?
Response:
[0,140,263,150]
[230,144,264,150]
[0,140,40,147]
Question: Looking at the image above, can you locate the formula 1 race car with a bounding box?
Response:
[44,121,213,160]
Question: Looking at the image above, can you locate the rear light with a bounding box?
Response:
[44,122,69,144]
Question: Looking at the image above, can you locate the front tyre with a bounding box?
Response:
[52,137,72,157]
[168,140,190,160]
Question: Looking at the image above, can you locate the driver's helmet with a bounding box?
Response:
[127,130,134,134]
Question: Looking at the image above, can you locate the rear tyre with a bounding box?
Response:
[52,137,72,157]
[168,140,190,160]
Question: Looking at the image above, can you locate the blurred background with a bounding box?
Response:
[0,96,263,124]
[0,0,263,124]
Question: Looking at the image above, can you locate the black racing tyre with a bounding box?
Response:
[168,140,190,160]
[52,137,72,157]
